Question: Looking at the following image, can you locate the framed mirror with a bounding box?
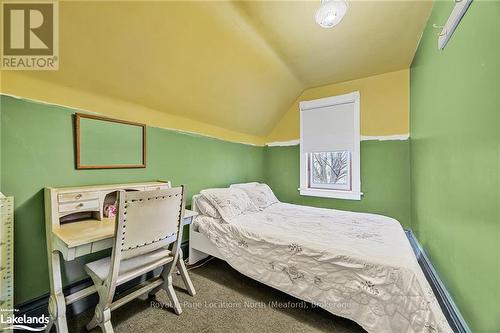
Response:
[75,113,146,169]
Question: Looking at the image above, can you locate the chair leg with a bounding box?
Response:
[87,281,114,333]
[88,307,113,333]
[159,261,182,315]
[86,311,99,331]
[176,250,196,296]
[165,275,182,315]
[45,317,54,333]
[100,321,114,333]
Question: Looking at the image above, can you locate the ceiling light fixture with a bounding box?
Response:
[315,0,348,29]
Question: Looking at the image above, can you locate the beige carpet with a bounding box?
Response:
[69,258,366,333]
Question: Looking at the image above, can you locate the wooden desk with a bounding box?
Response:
[44,181,197,333]
[52,210,197,261]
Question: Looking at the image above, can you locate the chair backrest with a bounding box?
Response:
[114,186,186,260]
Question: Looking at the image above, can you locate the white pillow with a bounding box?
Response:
[200,188,258,222]
[238,184,279,209]
[194,195,221,219]
[230,182,259,188]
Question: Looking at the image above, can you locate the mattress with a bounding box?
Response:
[195,202,452,333]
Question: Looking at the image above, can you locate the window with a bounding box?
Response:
[299,91,361,200]
[309,151,351,190]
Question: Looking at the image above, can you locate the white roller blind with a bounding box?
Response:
[301,102,356,153]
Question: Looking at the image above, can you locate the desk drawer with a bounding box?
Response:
[92,238,113,252]
[58,192,99,203]
[75,243,92,257]
[59,200,99,213]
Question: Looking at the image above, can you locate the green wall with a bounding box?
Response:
[79,117,144,166]
[0,95,266,305]
[265,140,411,228]
[410,1,500,332]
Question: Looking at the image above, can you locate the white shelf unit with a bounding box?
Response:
[0,195,14,333]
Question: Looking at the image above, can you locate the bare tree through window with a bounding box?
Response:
[310,151,350,188]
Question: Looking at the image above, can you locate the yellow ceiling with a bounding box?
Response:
[1,0,433,140]
[238,0,433,87]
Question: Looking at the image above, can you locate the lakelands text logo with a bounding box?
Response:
[0,312,49,331]
[1,1,59,70]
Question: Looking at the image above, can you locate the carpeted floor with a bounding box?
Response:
[68,258,366,333]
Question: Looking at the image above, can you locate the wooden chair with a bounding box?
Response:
[84,186,186,333]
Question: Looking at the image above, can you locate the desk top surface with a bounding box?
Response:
[53,209,197,248]
[46,181,170,194]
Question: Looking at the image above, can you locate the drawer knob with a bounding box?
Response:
[75,194,82,199]
[76,203,84,209]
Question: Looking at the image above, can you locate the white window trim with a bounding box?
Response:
[298,91,362,200]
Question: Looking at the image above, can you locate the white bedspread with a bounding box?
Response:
[195,203,452,333]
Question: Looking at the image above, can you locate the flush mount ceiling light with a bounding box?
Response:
[315,0,348,29]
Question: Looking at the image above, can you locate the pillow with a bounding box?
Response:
[230,182,259,188]
[237,184,279,209]
[194,195,221,219]
[200,188,258,222]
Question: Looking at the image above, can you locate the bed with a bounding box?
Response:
[188,184,452,333]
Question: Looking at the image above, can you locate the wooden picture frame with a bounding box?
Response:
[75,113,146,169]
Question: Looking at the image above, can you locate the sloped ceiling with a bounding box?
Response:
[1,0,433,138]
[238,0,433,87]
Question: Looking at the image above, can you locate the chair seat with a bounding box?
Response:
[85,248,173,286]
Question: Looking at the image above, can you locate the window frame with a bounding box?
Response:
[299,91,362,200]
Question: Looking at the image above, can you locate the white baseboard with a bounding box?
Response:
[405,230,471,333]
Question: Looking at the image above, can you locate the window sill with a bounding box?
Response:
[298,188,362,200]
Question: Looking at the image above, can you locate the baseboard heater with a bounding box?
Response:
[17,234,469,333]
[405,230,471,333]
